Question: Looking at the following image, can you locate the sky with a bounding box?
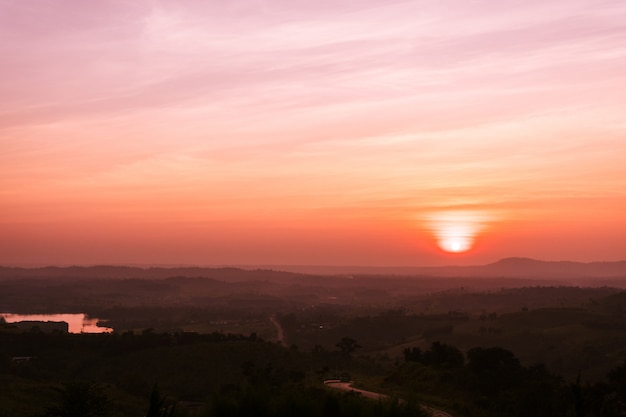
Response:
[1,0,626,267]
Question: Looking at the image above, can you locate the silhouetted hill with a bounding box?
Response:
[407,258,626,281]
[478,257,626,278]
[259,258,626,280]
[0,258,624,284]
[0,265,304,282]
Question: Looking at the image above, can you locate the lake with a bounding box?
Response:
[0,313,113,333]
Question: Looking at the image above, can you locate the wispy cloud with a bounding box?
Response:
[1,0,625,265]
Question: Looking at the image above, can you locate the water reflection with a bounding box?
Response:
[0,313,112,333]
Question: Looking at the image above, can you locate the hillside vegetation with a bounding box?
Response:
[1,266,625,416]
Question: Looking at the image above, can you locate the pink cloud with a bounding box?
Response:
[1,0,625,265]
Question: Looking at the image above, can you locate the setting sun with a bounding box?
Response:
[424,211,490,254]
[440,235,472,253]
[445,238,466,253]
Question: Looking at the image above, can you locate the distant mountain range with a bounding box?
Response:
[263,257,626,279]
[425,257,626,279]
[1,258,625,281]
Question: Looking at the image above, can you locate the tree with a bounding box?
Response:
[336,337,361,355]
[467,346,520,374]
[466,347,523,396]
[44,382,110,417]
[404,342,464,367]
[422,342,464,368]
[145,384,176,417]
[404,347,422,363]
[604,361,626,416]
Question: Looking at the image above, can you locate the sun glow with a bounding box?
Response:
[423,211,490,253]
[448,239,464,253]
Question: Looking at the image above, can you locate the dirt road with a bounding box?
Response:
[269,315,286,347]
[324,380,455,417]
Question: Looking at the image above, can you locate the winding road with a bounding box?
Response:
[269,315,455,417]
[324,380,455,417]
[269,315,286,347]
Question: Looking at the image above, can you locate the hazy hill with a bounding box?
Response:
[0,265,303,282]
[0,258,624,284]
[242,258,626,279]
[415,257,626,280]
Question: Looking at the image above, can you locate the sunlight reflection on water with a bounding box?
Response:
[0,313,112,333]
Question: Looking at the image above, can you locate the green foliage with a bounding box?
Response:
[145,384,176,417]
[336,337,361,355]
[207,385,430,417]
[0,375,63,417]
[583,360,626,416]
[2,284,626,417]
[404,342,464,368]
[42,382,110,417]
[466,346,523,396]
[391,340,626,417]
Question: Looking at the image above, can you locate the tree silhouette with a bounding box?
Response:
[423,341,464,368]
[336,337,361,355]
[466,347,523,397]
[43,382,110,417]
[145,384,176,417]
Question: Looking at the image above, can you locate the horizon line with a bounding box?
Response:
[2,256,626,270]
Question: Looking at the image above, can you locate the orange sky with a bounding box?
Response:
[1,1,626,266]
